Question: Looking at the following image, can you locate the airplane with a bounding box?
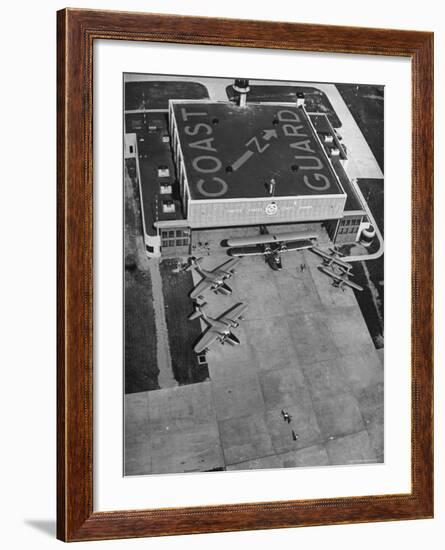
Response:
[183,257,240,299]
[310,246,352,273]
[188,301,248,354]
[226,231,317,271]
[317,265,363,291]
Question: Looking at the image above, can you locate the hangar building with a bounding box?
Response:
[124,93,369,258]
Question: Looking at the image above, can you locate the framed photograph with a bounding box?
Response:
[57,8,434,542]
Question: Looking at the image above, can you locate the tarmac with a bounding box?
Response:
[125,226,383,475]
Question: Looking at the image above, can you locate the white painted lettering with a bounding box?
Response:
[192,155,222,173]
[181,108,207,121]
[196,177,228,197]
[189,137,217,152]
[289,139,315,153]
[283,124,308,138]
[245,136,269,154]
[294,155,324,170]
[303,173,331,191]
[277,110,301,123]
[184,123,212,136]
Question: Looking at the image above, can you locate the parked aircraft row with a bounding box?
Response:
[182,232,362,354]
[227,231,317,271]
[181,256,246,353]
[309,247,363,291]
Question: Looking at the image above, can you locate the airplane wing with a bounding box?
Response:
[229,238,314,257]
[280,239,316,252]
[329,257,352,271]
[194,328,219,353]
[228,245,265,257]
[318,266,363,291]
[310,247,331,260]
[342,279,363,291]
[213,257,239,276]
[190,278,211,299]
[310,247,351,269]
[218,302,248,323]
[318,265,340,279]
[226,231,317,247]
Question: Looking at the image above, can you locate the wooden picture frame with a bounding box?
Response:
[57,8,434,542]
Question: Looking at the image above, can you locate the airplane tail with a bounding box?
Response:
[182,256,202,272]
[188,301,208,320]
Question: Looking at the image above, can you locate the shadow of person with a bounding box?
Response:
[24,519,56,537]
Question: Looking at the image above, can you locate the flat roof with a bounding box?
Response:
[126,113,184,235]
[172,102,345,201]
[309,113,347,160]
[307,113,363,212]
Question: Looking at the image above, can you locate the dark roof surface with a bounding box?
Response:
[126,113,184,235]
[225,85,342,128]
[172,102,344,201]
[309,113,347,160]
[125,80,209,110]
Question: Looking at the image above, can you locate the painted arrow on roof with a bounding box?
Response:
[231,128,278,171]
[261,129,278,141]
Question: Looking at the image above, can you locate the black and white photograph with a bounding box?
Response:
[123,73,384,476]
